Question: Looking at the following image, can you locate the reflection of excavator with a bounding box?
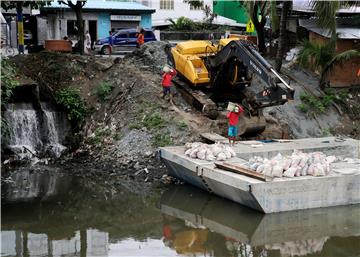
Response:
[166,38,295,135]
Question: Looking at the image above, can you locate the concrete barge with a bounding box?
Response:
[160,185,360,248]
[160,137,360,213]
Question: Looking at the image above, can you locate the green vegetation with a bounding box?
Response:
[298,89,348,117]
[1,58,20,105]
[152,132,172,147]
[55,87,87,125]
[88,126,111,145]
[177,121,188,130]
[143,113,167,129]
[298,40,334,73]
[166,16,227,31]
[1,57,20,138]
[130,113,167,130]
[96,81,114,101]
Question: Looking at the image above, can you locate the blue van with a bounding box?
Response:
[94,28,156,54]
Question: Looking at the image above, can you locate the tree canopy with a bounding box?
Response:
[1,1,50,11]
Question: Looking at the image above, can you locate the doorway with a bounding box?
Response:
[88,20,97,49]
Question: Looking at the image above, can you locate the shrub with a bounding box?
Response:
[55,87,87,125]
[1,57,20,106]
[177,121,188,130]
[153,132,172,147]
[298,40,334,72]
[1,57,20,138]
[298,89,347,117]
[167,17,199,31]
[96,81,114,101]
[143,113,167,129]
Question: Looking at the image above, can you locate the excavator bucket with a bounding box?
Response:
[238,114,266,136]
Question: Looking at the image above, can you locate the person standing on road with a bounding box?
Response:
[108,31,113,56]
[84,30,92,54]
[227,104,244,146]
[161,65,177,100]
[136,28,145,48]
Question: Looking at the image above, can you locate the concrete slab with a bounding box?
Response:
[160,137,360,213]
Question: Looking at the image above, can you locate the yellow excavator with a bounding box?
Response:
[165,37,295,135]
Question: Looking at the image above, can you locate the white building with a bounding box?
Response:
[136,0,242,27]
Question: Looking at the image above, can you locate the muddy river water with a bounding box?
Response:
[1,168,359,257]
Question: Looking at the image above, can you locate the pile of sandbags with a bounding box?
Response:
[247,150,338,178]
[184,142,236,161]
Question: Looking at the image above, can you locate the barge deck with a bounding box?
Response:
[160,137,360,213]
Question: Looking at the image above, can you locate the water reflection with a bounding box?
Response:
[1,171,360,257]
[160,185,360,257]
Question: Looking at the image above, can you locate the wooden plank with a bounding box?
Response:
[200,133,228,143]
[215,161,271,182]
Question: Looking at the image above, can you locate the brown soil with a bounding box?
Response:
[8,48,360,172]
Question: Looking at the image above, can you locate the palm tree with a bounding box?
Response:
[299,0,360,87]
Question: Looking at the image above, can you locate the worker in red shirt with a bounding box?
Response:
[136,28,145,48]
[227,104,244,146]
[162,65,177,99]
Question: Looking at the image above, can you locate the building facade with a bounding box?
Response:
[39,0,155,45]
[136,0,243,28]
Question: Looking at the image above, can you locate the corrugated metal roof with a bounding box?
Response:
[299,19,360,39]
[43,0,155,13]
[293,0,360,14]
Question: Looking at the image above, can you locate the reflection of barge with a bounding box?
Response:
[160,137,360,213]
[160,185,360,255]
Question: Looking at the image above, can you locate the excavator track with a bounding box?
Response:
[173,77,219,119]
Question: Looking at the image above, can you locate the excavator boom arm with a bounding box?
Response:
[208,40,294,109]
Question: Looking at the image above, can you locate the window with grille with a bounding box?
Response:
[160,0,174,10]
[190,3,203,10]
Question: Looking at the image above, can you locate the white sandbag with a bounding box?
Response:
[197,149,206,160]
[307,164,315,176]
[256,164,265,173]
[326,155,337,164]
[190,149,199,158]
[283,167,296,177]
[223,149,232,159]
[226,146,236,157]
[205,152,216,161]
[263,164,273,177]
[185,142,193,149]
[299,155,309,168]
[191,142,202,149]
[272,165,283,177]
[217,152,227,161]
[185,148,192,156]
[273,153,283,161]
[211,145,223,157]
[313,163,326,176]
[325,162,330,175]
[282,158,292,170]
[291,156,302,167]
[249,162,260,170]
[301,164,308,176]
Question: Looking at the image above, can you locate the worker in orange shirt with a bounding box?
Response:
[136,28,145,48]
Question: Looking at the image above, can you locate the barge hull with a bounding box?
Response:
[160,137,360,213]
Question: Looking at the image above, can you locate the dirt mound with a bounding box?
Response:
[125,41,170,72]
